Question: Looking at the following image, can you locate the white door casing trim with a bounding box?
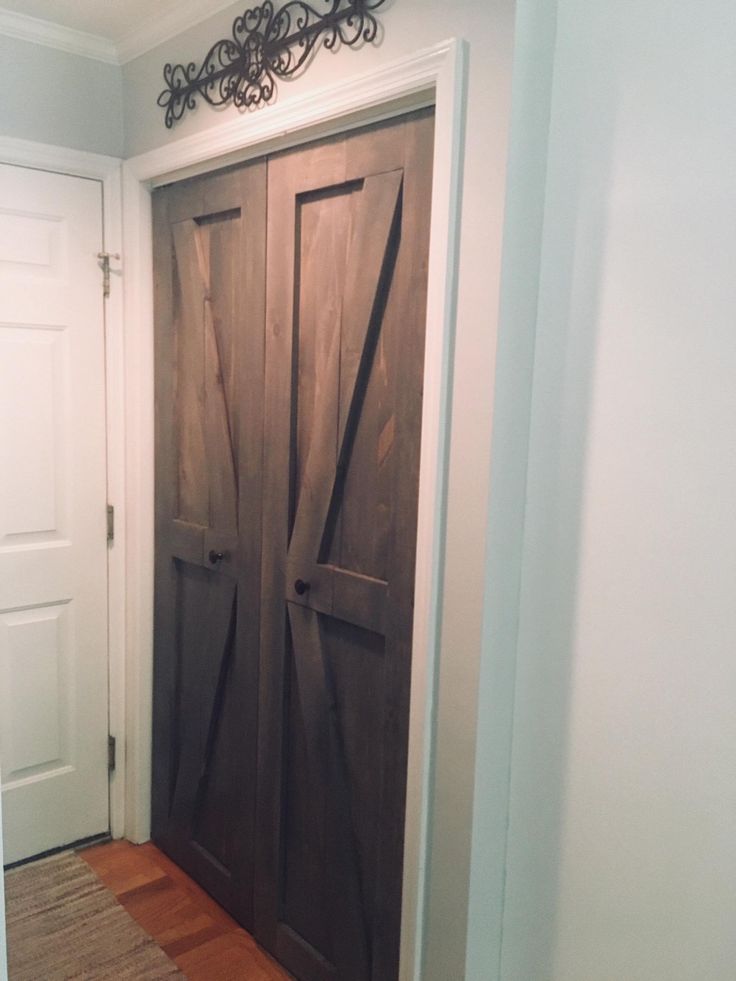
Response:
[123,38,466,980]
[0,137,126,842]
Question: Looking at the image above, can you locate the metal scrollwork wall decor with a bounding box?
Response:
[158,0,387,128]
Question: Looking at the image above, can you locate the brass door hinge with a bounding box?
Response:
[97,251,121,299]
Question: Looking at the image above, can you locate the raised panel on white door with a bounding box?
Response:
[0,325,69,545]
[0,604,73,784]
[0,210,64,277]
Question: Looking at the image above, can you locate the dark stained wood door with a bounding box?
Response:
[255,111,434,981]
[153,110,434,981]
[152,162,266,928]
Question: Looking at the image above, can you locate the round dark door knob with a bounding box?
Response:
[208,550,225,564]
[294,578,310,596]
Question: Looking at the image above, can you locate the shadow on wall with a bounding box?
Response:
[498,52,622,981]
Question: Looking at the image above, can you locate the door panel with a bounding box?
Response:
[152,163,266,926]
[153,111,434,981]
[257,111,434,981]
[0,164,109,864]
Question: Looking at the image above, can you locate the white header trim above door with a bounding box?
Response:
[0,137,120,179]
[123,37,466,981]
[126,38,454,185]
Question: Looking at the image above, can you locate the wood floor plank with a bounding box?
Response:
[81,840,291,980]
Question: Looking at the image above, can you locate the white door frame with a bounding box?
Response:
[123,37,465,981]
[0,137,126,842]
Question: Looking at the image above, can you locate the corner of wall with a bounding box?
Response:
[465,0,560,976]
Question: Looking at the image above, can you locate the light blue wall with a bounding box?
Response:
[501,1,736,978]
[0,35,123,156]
[465,0,559,976]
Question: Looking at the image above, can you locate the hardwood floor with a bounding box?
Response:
[81,839,291,980]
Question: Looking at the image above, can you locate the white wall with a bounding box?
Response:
[501,1,736,978]
[465,0,558,975]
[0,35,123,155]
[122,2,517,978]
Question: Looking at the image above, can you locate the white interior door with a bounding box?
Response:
[0,164,109,864]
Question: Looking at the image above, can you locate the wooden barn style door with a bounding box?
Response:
[152,110,434,981]
[152,162,266,927]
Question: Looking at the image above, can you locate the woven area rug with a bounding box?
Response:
[5,850,185,980]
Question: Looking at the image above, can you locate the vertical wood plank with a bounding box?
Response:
[336,170,402,454]
[256,111,434,981]
[330,171,403,580]
[254,148,300,952]
[171,221,209,528]
[153,159,267,931]
[152,188,178,842]
[170,580,237,823]
[287,603,371,981]
[255,139,348,952]
[372,110,435,981]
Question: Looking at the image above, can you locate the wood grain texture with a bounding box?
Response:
[153,110,433,981]
[256,109,434,981]
[370,110,434,981]
[152,160,267,929]
[81,840,290,981]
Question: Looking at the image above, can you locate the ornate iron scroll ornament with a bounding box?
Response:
[158,0,387,128]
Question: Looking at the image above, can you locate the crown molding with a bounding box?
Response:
[0,1,240,66]
[116,0,238,65]
[0,7,118,63]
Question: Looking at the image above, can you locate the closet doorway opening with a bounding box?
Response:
[122,37,465,981]
[152,110,434,981]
